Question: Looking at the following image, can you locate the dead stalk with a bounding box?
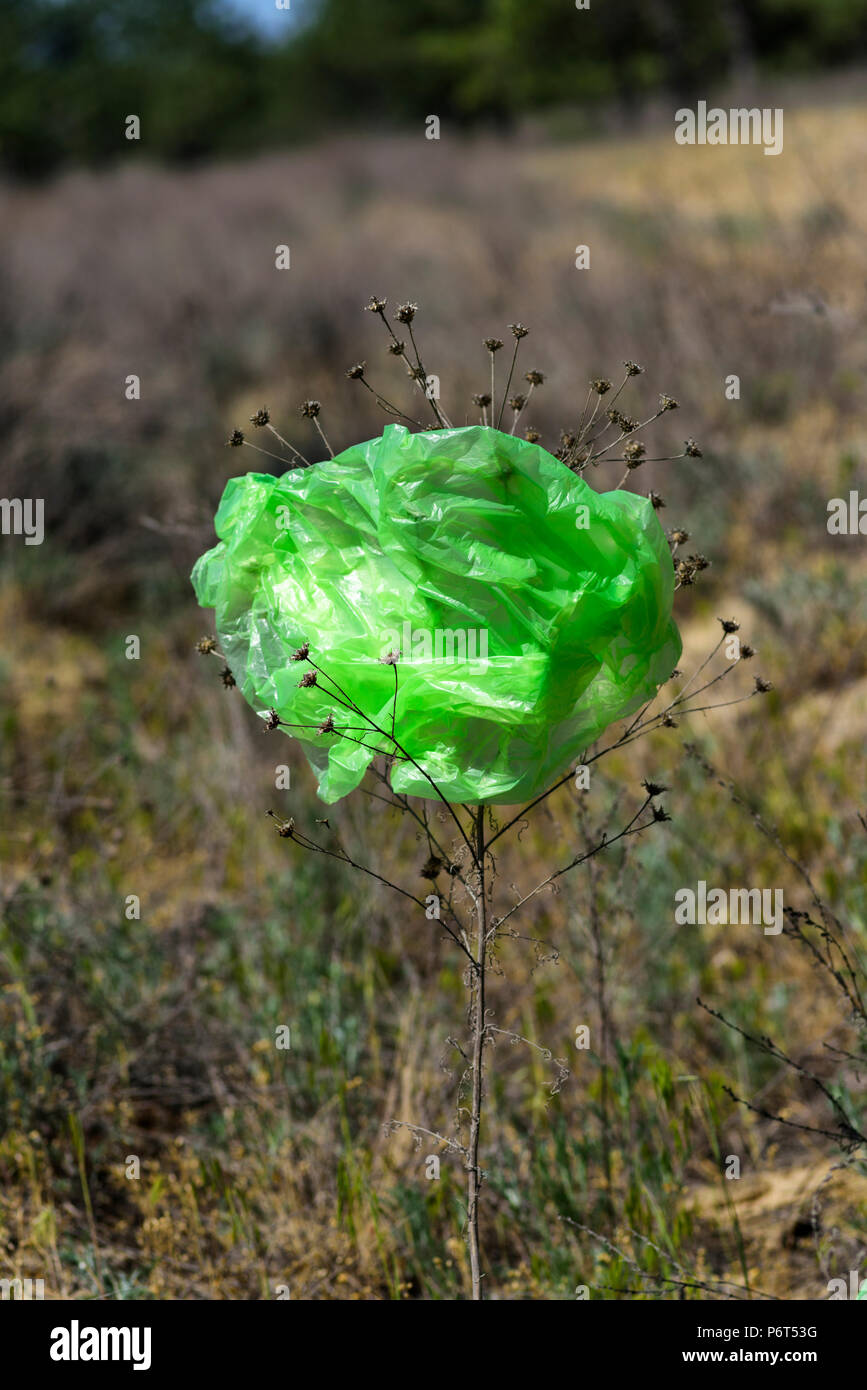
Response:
[467,804,487,1300]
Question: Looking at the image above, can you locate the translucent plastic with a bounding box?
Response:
[192,424,681,804]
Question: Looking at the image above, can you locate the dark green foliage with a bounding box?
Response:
[3,0,867,176]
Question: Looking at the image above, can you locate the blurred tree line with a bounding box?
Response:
[2,0,866,177]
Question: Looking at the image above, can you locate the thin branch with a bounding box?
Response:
[268,812,476,967]
[492,798,657,931]
[697,998,866,1149]
[496,339,521,430]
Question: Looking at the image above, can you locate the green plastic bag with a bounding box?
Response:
[192,424,681,804]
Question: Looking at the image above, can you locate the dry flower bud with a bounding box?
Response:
[624,440,646,467]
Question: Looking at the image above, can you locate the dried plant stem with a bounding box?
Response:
[496,341,520,430]
[355,374,425,428]
[242,439,298,468]
[407,321,452,429]
[509,382,535,434]
[312,416,335,458]
[266,423,310,467]
[467,804,487,1301]
[373,303,447,430]
[304,659,477,863]
[586,850,614,1216]
[589,407,665,464]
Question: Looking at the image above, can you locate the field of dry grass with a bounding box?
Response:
[0,90,865,1299]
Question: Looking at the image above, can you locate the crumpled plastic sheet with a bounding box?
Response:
[192,423,681,804]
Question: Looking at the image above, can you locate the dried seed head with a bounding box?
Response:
[298,671,318,688]
[754,676,773,693]
[275,816,295,838]
[508,323,529,339]
[250,407,270,427]
[318,714,336,734]
[652,805,671,823]
[346,362,366,380]
[623,360,644,376]
[220,666,236,688]
[591,378,612,396]
[264,708,281,731]
[420,854,445,880]
[524,370,545,386]
[718,618,740,634]
[484,337,504,353]
[740,644,756,659]
[687,553,710,571]
[388,341,405,355]
[623,440,646,467]
[196,636,217,655]
[300,400,321,419]
[396,302,418,324]
[566,445,590,470]
[379,650,400,665]
[472,392,492,407]
[659,394,679,412]
[662,713,678,727]
[684,438,703,457]
[524,427,540,443]
[291,641,310,662]
[669,529,689,545]
[648,491,666,510]
[508,394,527,412]
[227,429,245,447]
[366,296,387,313]
[642,780,667,797]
